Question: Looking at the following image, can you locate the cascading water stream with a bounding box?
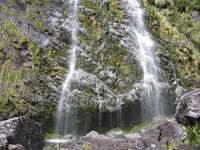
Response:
[55,0,79,135]
[53,0,167,137]
[96,81,102,131]
[123,0,165,119]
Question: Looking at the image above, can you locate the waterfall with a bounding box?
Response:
[53,0,167,136]
[55,0,79,135]
[96,81,102,132]
[123,0,165,119]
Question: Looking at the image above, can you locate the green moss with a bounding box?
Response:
[21,0,50,5]
[109,0,124,22]
[0,59,31,119]
[175,0,200,12]
[83,103,97,113]
[164,142,179,150]
[126,123,147,133]
[0,3,15,17]
[45,133,63,140]
[81,0,100,10]
[0,20,28,45]
[28,42,40,59]
[0,60,22,87]
[82,143,93,150]
[142,0,200,89]
[24,5,46,32]
[79,12,102,40]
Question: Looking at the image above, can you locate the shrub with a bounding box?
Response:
[176,0,200,11]
[187,123,200,146]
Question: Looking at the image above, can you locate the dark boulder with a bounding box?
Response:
[175,89,200,124]
[140,128,160,147]
[157,120,186,143]
[140,120,186,148]
[0,117,45,150]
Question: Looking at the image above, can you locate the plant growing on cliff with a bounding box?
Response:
[175,0,200,12]
[109,0,124,22]
[186,123,200,146]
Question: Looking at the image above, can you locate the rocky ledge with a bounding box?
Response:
[0,117,44,150]
[50,119,199,150]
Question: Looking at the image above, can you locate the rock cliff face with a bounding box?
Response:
[0,0,199,130]
[0,0,69,121]
[141,0,200,88]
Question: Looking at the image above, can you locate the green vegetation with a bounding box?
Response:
[0,0,67,121]
[175,0,200,12]
[0,20,28,46]
[142,0,200,89]
[186,123,200,146]
[82,143,93,150]
[80,0,123,40]
[109,0,124,22]
[125,123,147,133]
[164,142,179,150]
[165,123,200,149]
[45,133,63,139]
[78,0,140,98]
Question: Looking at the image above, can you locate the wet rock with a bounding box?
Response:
[175,89,200,124]
[174,144,200,150]
[191,11,200,23]
[126,138,145,150]
[106,128,124,139]
[0,117,45,150]
[175,86,188,103]
[145,144,167,150]
[68,69,116,111]
[61,131,143,150]
[154,0,173,8]
[124,133,140,139]
[140,128,160,147]
[0,134,7,150]
[155,0,166,8]
[140,120,186,148]
[60,119,187,150]
[157,120,186,143]
[7,144,25,150]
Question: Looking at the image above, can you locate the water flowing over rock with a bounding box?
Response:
[175,89,200,124]
[55,0,79,135]
[121,0,167,119]
[0,117,44,150]
[51,0,176,135]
